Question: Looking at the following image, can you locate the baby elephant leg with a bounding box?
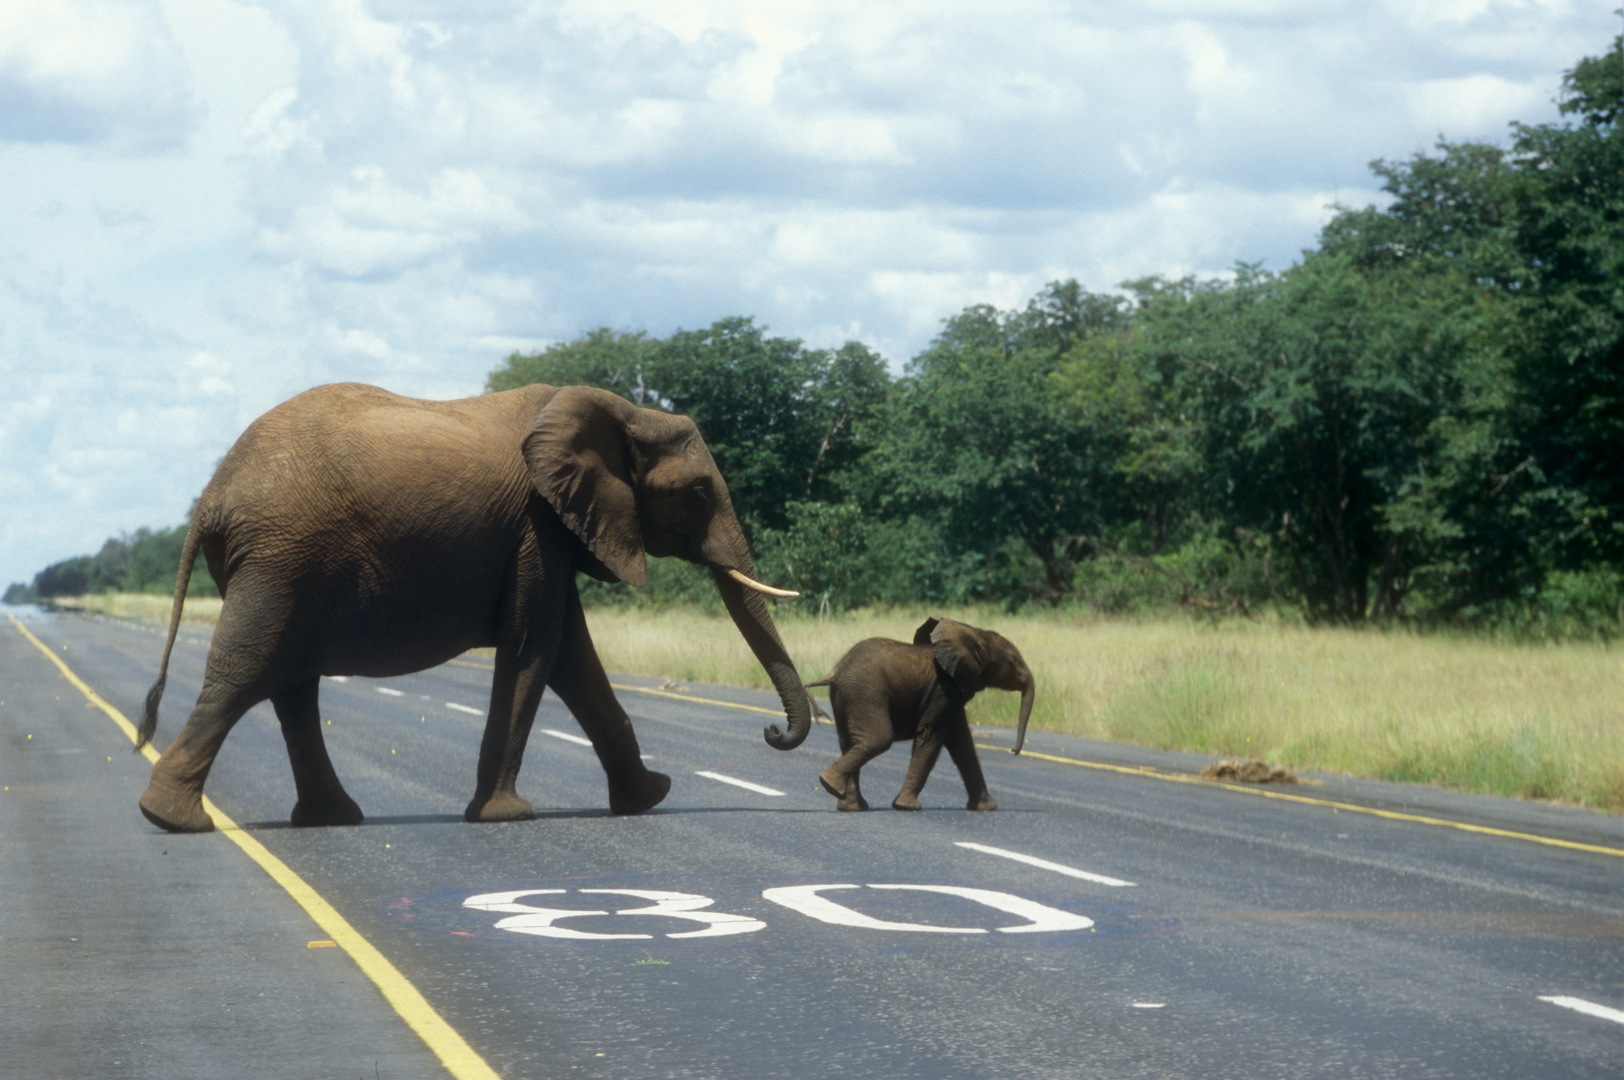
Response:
[942,715,996,811]
[819,706,888,811]
[892,723,945,811]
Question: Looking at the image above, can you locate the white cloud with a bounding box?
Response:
[1406,74,1550,137]
[0,0,201,148]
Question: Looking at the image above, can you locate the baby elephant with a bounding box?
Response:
[808,617,1035,812]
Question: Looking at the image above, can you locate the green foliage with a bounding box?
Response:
[18,524,218,601]
[863,295,1119,603]
[487,328,658,402]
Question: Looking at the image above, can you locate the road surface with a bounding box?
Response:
[3,606,1621,1079]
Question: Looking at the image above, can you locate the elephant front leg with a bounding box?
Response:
[465,581,561,823]
[466,644,549,822]
[273,678,364,827]
[942,714,996,811]
[546,583,670,815]
[894,699,960,811]
[892,727,944,812]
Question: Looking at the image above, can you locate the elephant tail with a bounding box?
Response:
[804,676,832,722]
[136,512,205,751]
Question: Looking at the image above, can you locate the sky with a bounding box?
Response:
[1,0,1618,591]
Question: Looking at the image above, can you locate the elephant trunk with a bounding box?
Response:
[711,565,811,751]
[1012,675,1035,756]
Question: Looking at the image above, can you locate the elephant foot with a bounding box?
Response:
[139,782,215,833]
[819,769,868,811]
[464,789,538,823]
[891,793,922,812]
[290,793,365,828]
[967,793,998,811]
[608,769,671,816]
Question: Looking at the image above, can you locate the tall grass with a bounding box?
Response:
[56,594,1622,812]
[48,592,223,624]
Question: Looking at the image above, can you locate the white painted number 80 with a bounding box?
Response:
[462,889,767,940]
[464,885,1091,939]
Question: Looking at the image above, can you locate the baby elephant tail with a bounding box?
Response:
[804,676,832,721]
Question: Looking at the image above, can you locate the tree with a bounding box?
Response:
[1315,35,1624,618]
[486,329,657,403]
[864,296,1114,603]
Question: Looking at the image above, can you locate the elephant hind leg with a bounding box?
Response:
[819,706,887,812]
[273,678,363,827]
[140,680,261,834]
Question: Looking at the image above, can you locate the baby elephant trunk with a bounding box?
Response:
[1012,675,1035,756]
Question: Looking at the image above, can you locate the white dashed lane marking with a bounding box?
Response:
[376,687,405,697]
[954,841,1136,887]
[695,771,784,797]
[446,702,483,715]
[1539,996,1624,1026]
[541,728,593,747]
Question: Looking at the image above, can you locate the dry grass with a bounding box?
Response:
[59,594,1623,811]
[52,592,223,624]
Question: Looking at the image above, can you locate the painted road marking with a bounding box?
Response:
[328,675,349,682]
[445,702,483,715]
[465,889,765,940]
[762,884,1093,934]
[695,771,785,797]
[6,612,500,1080]
[541,727,593,747]
[1539,996,1624,1026]
[954,841,1135,887]
[376,686,405,697]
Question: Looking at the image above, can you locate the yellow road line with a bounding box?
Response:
[608,682,792,717]
[994,744,1624,860]
[8,612,502,1080]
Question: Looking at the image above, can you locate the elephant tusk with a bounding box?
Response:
[725,568,799,598]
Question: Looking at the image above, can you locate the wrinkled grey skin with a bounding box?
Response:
[137,383,810,833]
[806,616,1035,811]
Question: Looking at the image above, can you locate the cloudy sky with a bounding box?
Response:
[1,0,1617,590]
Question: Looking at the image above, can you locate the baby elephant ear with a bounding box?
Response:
[927,617,988,699]
[523,386,648,587]
[912,616,941,645]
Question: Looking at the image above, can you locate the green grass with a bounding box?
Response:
[61,594,1624,812]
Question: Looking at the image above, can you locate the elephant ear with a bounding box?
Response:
[925,617,988,700]
[523,386,648,587]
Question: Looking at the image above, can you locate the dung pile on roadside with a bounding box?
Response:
[1200,758,1299,784]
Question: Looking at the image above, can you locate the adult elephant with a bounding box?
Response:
[136,383,811,833]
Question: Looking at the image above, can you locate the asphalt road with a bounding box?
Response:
[3,605,1621,1080]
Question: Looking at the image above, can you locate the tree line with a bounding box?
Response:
[4,523,218,604]
[11,40,1619,638]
